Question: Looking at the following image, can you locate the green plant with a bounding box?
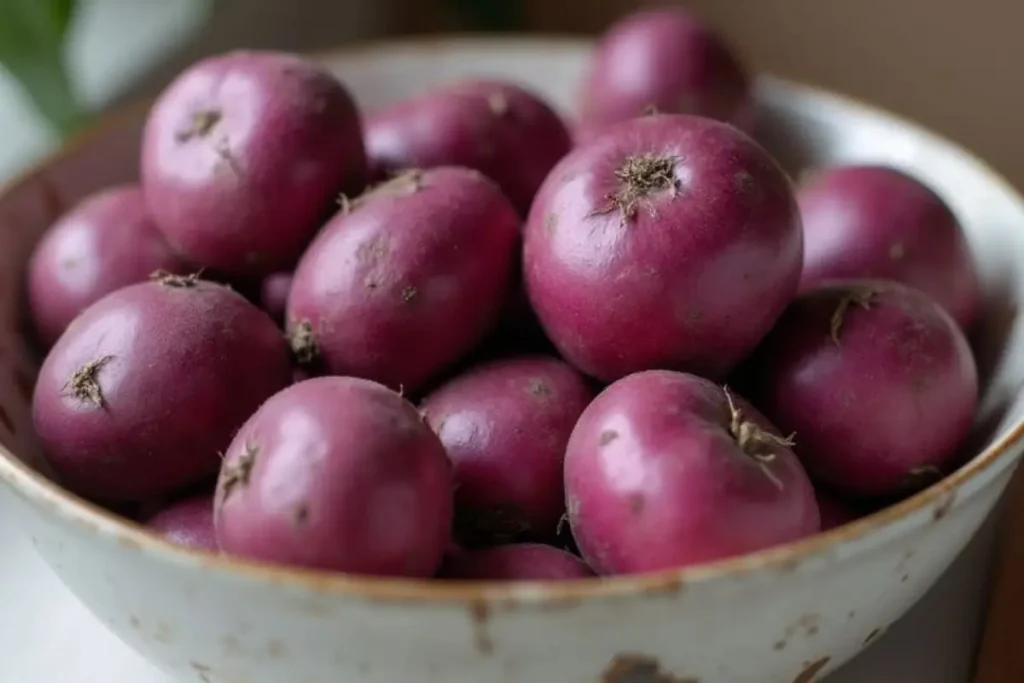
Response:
[0,0,86,136]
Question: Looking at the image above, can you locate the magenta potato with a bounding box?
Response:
[364,79,572,214]
[565,371,819,575]
[215,377,452,576]
[799,165,981,328]
[32,275,292,501]
[577,8,753,135]
[524,114,802,382]
[438,543,595,580]
[743,280,978,497]
[146,494,217,551]
[286,167,519,393]
[259,271,292,324]
[141,51,366,276]
[27,184,191,348]
[421,356,594,545]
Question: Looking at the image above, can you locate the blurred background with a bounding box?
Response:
[1,0,1019,186]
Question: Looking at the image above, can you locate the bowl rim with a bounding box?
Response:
[1,34,1022,606]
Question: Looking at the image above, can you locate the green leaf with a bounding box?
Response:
[0,0,86,136]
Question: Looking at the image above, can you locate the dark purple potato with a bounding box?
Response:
[146,494,217,551]
[437,543,595,580]
[286,167,519,394]
[364,79,572,214]
[421,356,594,546]
[798,165,981,328]
[27,184,191,348]
[215,377,452,577]
[141,51,366,276]
[743,280,978,497]
[259,272,292,324]
[566,371,819,575]
[524,114,802,382]
[577,8,754,136]
[32,274,292,501]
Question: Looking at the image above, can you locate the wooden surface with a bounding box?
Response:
[972,469,1024,682]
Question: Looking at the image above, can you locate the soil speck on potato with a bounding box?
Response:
[599,429,619,445]
[220,442,258,503]
[400,286,419,304]
[629,494,645,516]
[829,285,881,344]
[292,502,310,526]
[288,320,320,365]
[175,109,222,142]
[527,378,551,398]
[63,355,114,408]
[593,154,680,221]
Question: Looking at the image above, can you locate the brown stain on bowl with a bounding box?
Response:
[190,661,214,683]
[933,492,957,521]
[602,653,698,682]
[793,656,831,683]
[266,638,287,659]
[470,601,493,655]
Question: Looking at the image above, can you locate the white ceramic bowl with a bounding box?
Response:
[1,38,1023,683]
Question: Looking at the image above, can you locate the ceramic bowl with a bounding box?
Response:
[1,38,1023,683]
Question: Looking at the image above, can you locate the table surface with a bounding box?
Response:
[0,494,995,683]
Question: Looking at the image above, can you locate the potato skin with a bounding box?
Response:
[28,184,191,348]
[524,114,802,382]
[215,377,453,577]
[287,167,519,393]
[32,278,292,502]
[142,50,366,276]
[742,280,978,497]
[365,79,572,215]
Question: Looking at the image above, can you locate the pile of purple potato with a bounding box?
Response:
[28,7,980,582]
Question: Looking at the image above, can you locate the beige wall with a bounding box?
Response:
[524,0,1023,187]
[131,0,1024,188]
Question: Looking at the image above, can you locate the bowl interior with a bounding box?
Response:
[1,37,1023,579]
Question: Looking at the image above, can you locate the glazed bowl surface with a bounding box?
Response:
[1,37,1024,683]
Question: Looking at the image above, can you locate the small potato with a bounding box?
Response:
[27,184,191,347]
[141,51,366,276]
[742,280,978,497]
[365,79,572,215]
[215,377,452,577]
[146,494,217,551]
[524,114,802,382]
[798,165,981,328]
[421,356,594,546]
[32,274,292,502]
[286,167,519,393]
[577,8,753,135]
[566,371,819,575]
